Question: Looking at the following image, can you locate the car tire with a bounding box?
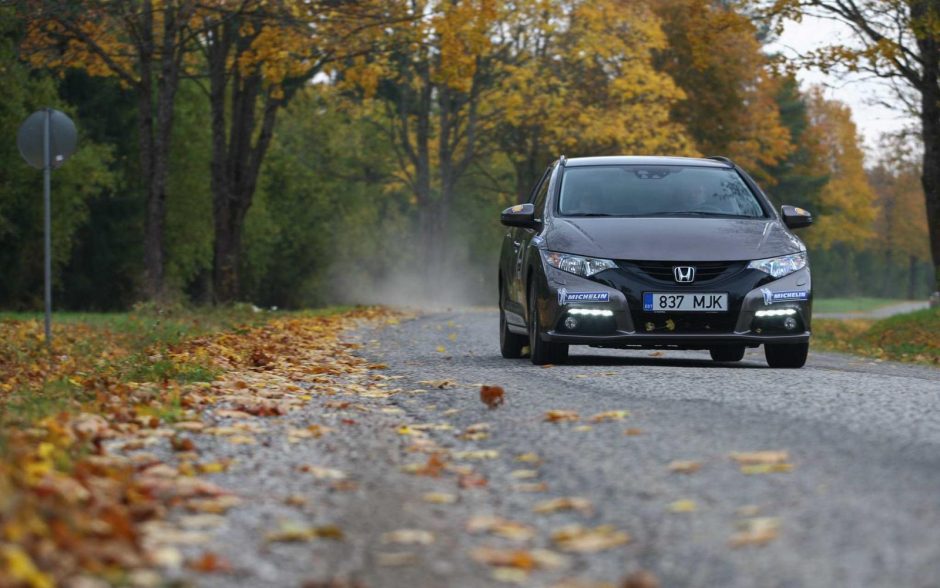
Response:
[528,287,568,365]
[764,342,809,368]
[709,345,745,362]
[500,283,527,359]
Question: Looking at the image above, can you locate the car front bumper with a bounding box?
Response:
[537,262,812,349]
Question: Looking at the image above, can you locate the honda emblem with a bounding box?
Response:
[673,266,695,283]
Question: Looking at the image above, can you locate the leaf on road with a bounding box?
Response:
[422,492,458,504]
[298,465,347,480]
[461,422,490,440]
[740,463,794,474]
[458,472,488,489]
[515,452,541,464]
[402,453,446,477]
[624,428,644,436]
[436,345,447,353]
[471,547,568,570]
[510,469,539,479]
[418,379,457,389]
[480,385,505,409]
[266,522,343,543]
[622,570,661,588]
[187,552,233,573]
[729,451,789,465]
[589,410,630,422]
[729,517,780,548]
[551,524,630,553]
[544,410,579,423]
[382,529,435,545]
[466,515,535,541]
[453,450,500,461]
[533,497,593,515]
[668,499,697,513]
[573,425,593,432]
[668,460,701,474]
[512,482,548,493]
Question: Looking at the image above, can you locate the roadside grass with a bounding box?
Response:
[813,297,910,314]
[0,304,349,447]
[813,305,939,365]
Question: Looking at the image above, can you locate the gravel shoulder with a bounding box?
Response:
[175,308,940,588]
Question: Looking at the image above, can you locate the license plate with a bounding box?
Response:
[643,292,728,312]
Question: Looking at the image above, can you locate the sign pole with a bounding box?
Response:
[43,108,52,347]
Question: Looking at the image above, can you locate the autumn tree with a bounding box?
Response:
[196,1,389,303]
[20,0,199,300]
[494,0,694,200]
[343,0,502,279]
[869,136,931,297]
[803,89,878,250]
[768,0,940,292]
[653,0,792,184]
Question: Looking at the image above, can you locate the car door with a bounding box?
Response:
[502,166,552,316]
[511,165,554,308]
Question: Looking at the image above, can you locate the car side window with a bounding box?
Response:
[531,167,553,217]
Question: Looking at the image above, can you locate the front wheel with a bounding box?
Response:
[528,287,568,365]
[710,345,746,362]
[764,342,809,368]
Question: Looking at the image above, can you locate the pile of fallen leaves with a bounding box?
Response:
[0,307,390,586]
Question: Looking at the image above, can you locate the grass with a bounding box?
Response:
[0,304,348,446]
[813,297,911,314]
[813,305,939,365]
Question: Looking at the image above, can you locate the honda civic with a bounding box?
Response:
[498,155,814,368]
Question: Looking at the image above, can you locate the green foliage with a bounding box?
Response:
[813,306,939,365]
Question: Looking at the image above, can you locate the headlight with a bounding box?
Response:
[747,252,807,278]
[545,251,617,277]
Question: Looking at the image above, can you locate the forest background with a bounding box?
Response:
[0,0,934,311]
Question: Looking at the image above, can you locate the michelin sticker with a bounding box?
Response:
[761,288,808,305]
[558,287,609,305]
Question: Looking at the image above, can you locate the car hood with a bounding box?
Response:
[544,217,804,262]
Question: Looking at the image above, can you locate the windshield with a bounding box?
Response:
[558,165,767,218]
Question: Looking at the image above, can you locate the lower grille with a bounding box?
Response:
[631,311,739,334]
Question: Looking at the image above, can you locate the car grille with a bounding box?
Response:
[620,260,747,284]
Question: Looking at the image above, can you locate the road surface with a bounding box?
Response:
[177,308,940,588]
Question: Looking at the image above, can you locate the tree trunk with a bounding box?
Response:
[917,24,940,293]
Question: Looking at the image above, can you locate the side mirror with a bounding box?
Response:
[781,205,813,229]
[501,203,539,228]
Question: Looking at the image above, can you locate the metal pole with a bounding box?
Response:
[43,108,52,347]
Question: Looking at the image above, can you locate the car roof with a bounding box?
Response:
[563,155,732,168]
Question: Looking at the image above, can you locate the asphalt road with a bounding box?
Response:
[179,308,940,588]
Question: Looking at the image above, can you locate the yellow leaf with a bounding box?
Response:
[669,499,697,513]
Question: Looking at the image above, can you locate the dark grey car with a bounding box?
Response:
[498,155,814,368]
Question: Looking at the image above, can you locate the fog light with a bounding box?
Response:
[564,316,578,330]
[783,317,797,330]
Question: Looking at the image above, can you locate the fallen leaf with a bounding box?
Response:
[480,385,505,409]
[471,547,568,570]
[515,452,541,463]
[466,515,535,541]
[436,346,446,353]
[551,524,630,552]
[589,410,630,422]
[382,529,434,545]
[622,570,661,588]
[458,472,488,489]
[740,463,793,474]
[187,552,232,573]
[573,425,593,432]
[418,379,456,389]
[668,460,701,474]
[729,451,790,465]
[422,492,458,504]
[729,517,780,547]
[624,428,644,436]
[533,497,593,515]
[453,450,500,461]
[511,482,548,493]
[266,521,343,543]
[668,499,697,513]
[510,469,539,479]
[299,465,347,480]
[544,410,579,423]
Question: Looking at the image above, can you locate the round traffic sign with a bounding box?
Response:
[17,109,77,170]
